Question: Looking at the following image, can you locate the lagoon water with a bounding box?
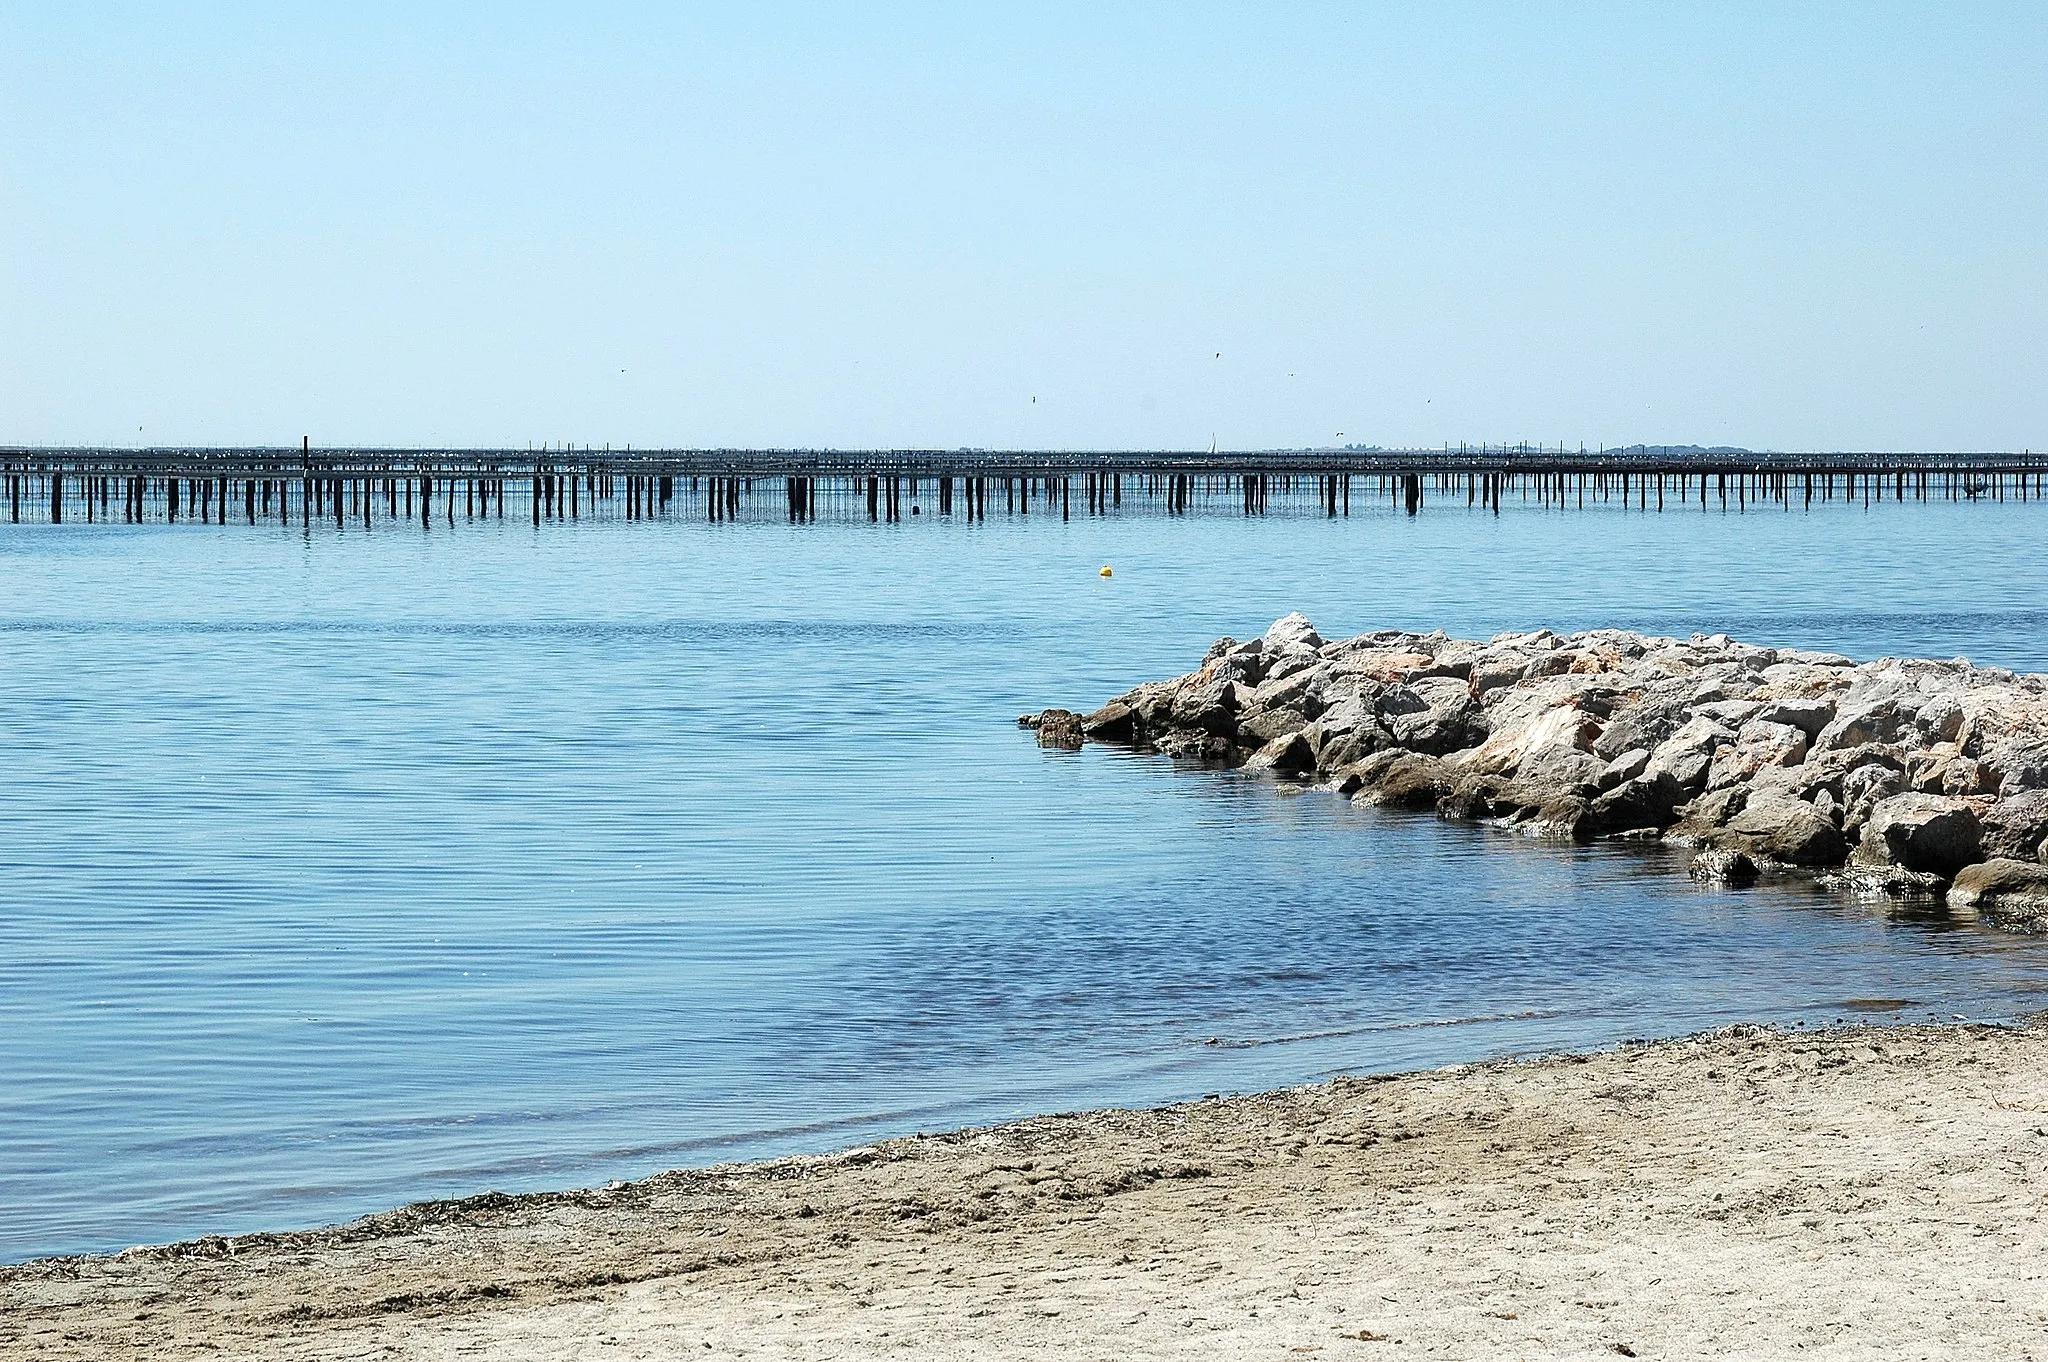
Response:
[7,491,2048,1261]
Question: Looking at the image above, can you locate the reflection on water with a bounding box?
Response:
[3,495,2048,1260]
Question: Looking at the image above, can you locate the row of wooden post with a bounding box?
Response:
[3,465,2044,526]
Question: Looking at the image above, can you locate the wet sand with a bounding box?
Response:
[7,1021,2048,1360]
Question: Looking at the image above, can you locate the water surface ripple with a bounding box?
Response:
[5,499,2048,1260]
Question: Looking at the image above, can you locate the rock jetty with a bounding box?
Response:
[1026,615,2048,923]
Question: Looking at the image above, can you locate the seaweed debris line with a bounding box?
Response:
[1027,615,2048,921]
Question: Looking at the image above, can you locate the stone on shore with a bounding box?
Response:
[1264,611,1323,650]
[1587,770,1686,836]
[1852,793,1982,878]
[1947,859,2048,917]
[1350,752,1452,809]
[1720,795,1848,867]
[1079,699,1137,743]
[1980,790,2048,863]
[1244,730,1317,775]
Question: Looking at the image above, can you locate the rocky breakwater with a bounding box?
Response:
[1025,614,2048,926]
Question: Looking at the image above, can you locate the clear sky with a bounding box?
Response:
[2,3,2042,451]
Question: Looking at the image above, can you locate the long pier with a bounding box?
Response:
[0,445,2042,526]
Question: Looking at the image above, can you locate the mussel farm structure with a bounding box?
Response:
[1,445,2043,527]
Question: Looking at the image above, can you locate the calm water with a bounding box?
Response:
[6,494,2048,1262]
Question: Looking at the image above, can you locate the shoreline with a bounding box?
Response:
[10,1018,2048,1358]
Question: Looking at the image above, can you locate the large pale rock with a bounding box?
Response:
[1593,683,1696,759]
[1314,696,1374,738]
[1351,752,1453,810]
[1123,679,1183,730]
[1905,745,1996,797]
[1249,667,1319,717]
[1647,715,1731,793]
[1244,730,1317,775]
[1814,699,1914,754]
[1915,696,1966,744]
[1264,612,1324,650]
[1304,669,1383,715]
[1513,741,1606,797]
[1587,770,1686,834]
[1152,729,1240,763]
[1238,706,1308,745]
[1694,699,1764,729]
[1380,676,1485,756]
[1789,745,1900,803]
[1651,714,1735,764]
[1980,791,2048,863]
[1598,748,1651,790]
[1672,786,1748,837]
[1942,757,1995,797]
[1707,720,1809,790]
[1720,795,1848,867]
[1660,748,1713,793]
[1981,736,2048,795]
[1510,795,1600,842]
[1461,699,1602,776]
[1170,678,1251,736]
[1080,700,1137,742]
[1752,697,1836,740]
[1309,721,1391,773]
[1262,643,1323,684]
[1332,650,1439,685]
[1200,641,1267,687]
[1841,762,1907,835]
[1436,771,1508,821]
[1852,793,1982,878]
[1822,862,1949,898]
[1468,651,1534,696]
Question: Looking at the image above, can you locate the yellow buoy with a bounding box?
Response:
[1099,565,1113,578]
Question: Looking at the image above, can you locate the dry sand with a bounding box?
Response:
[8,1021,2048,1360]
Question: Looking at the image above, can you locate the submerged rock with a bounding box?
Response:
[1821,863,1950,899]
[1690,849,1760,884]
[1032,709,1084,751]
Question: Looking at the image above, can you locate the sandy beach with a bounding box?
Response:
[8,1019,2047,1360]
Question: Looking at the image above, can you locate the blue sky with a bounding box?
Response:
[2,3,2042,450]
